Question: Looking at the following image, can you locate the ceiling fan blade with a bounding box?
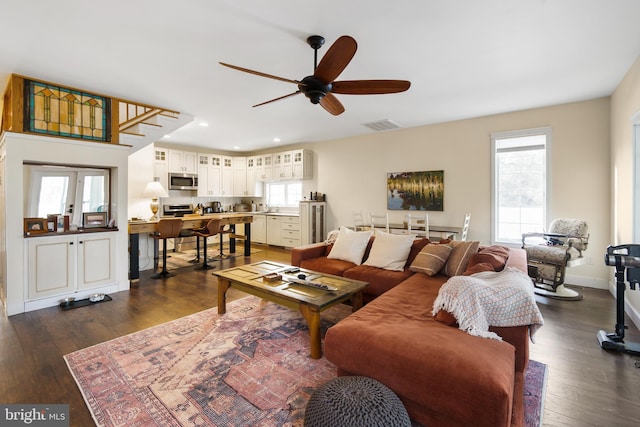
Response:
[314,36,357,83]
[319,93,345,116]
[252,91,301,108]
[219,62,302,85]
[332,80,411,95]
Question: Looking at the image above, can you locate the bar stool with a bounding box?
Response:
[150,218,184,279]
[192,219,222,270]
[180,213,204,263]
[214,224,233,260]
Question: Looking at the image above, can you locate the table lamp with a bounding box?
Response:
[142,181,169,220]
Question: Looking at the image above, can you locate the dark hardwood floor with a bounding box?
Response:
[1,245,640,426]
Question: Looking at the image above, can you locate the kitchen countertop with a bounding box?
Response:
[261,212,299,217]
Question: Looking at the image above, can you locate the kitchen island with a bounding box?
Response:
[128,213,254,280]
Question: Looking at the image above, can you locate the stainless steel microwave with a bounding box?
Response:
[169,173,198,190]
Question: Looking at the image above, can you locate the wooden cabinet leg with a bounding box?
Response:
[218,279,230,314]
[300,304,322,359]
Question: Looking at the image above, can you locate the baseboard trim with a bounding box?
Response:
[565,273,608,289]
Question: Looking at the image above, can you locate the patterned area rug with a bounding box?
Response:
[64,296,547,427]
[164,245,262,269]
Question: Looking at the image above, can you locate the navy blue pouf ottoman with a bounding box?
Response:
[304,376,411,427]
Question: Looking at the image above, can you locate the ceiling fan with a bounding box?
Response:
[219,35,411,116]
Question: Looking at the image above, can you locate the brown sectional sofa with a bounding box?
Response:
[291,239,531,427]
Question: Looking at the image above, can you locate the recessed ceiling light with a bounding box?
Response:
[273,137,281,143]
[162,134,170,139]
[199,122,209,127]
[233,146,240,150]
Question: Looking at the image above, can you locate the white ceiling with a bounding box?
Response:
[1,0,639,153]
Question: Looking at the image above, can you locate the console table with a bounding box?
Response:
[127,213,254,280]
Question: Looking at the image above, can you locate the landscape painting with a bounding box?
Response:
[387,170,444,211]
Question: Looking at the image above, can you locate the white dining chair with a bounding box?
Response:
[460,213,471,241]
[353,210,366,231]
[370,212,390,233]
[405,213,428,238]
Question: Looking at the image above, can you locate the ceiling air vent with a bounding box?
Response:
[362,119,401,132]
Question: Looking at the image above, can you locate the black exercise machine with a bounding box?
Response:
[597,244,640,355]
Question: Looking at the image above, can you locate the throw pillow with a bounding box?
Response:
[467,245,510,272]
[406,237,431,266]
[327,226,373,265]
[409,243,453,276]
[363,230,415,271]
[463,262,495,276]
[443,240,480,276]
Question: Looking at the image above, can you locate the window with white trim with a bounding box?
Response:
[492,128,550,244]
[266,181,302,207]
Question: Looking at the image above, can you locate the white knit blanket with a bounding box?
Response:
[432,267,544,341]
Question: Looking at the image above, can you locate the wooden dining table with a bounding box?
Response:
[127,213,254,280]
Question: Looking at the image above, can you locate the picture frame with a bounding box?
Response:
[46,214,58,232]
[24,218,49,235]
[387,170,445,211]
[83,212,108,228]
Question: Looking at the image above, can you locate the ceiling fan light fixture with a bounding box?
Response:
[220,34,410,115]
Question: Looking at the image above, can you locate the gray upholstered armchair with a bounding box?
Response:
[522,218,589,299]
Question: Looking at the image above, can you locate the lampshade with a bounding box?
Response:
[142,181,169,198]
[142,181,169,221]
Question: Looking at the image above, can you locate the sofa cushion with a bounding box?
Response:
[300,257,357,277]
[343,265,414,302]
[327,226,373,265]
[409,243,453,276]
[364,230,415,271]
[443,240,479,276]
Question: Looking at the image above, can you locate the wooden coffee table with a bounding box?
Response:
[213,261,368,359]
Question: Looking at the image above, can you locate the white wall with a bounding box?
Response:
[610,56,640,328]
[0,132,131,315]
[127,144,155,220]
[294,97,611,289]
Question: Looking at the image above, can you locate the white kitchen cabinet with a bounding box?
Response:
[77,233,116,290]
[272,149,312,180]
[246,156,262,196]
[292,149,313,179]
[234,156,262,196]
[266,215,300,247]
[198,154,233,197]
[153,147,169,191]
[280,215,301,247]
[197,153,221,196]
[266,215,282,246]
[233,156,248,196]
[221,156,234,196]
[27,234,76,299]
[272,152,291,180]
[168,149,197,174]
[27,232,116,300]
[251,214,267,244]
[299,201,326,244]
[255,154,273,181]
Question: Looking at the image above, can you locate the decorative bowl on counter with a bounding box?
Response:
[89,293,105,302]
